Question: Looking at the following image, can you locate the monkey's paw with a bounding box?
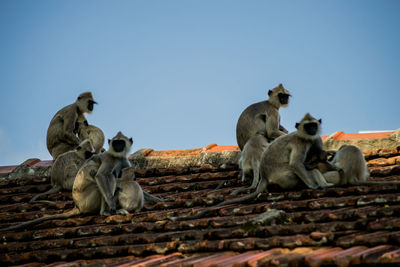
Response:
[320,183,334,188]
[117,209,129,215]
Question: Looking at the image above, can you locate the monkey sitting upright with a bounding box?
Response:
[0,132,133,232]
[115,168,144,214]
[29,139,95,203]
[231,132,270,195]
[327,145,369,185]
[236,83,290,150]
[259,113,333,190]
[76,115,105,154]
[46,92,97,160]
[74,131,133,216]
[171,113,332,221]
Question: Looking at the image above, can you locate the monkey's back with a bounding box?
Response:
[46,103,79,159]
[51,150,85,190]
[117,178,144,212]
[85,125,105,154]
[333,145,369,184]
[240,135,269,171]
[236,100,271,150]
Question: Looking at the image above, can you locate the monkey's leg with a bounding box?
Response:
[231,167,260,195]
[310,169,334,188]
[63,165,79,190]
[323,171,341,185]
[268,168,301,190]
[51,143,76,159]
[74,184,102,214]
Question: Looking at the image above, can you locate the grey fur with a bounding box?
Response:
[236,83,290,150]
[231,133,269,195]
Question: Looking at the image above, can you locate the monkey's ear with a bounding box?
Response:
[77,146,82,150]
[268,90,272,96]
[77,96,81,100]
[129,138,133,144]
[256,113,267,123]
[108,139,111,145]
[84,120,89,126]
[278,83,283,88]
[295,122,300,129]
[318,119,322,124]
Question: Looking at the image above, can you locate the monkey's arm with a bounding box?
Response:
[279,125,288,134]
[266,115,287,140]
[289,145,318,189]
[95,162,117,213]
[112,157,131,178]
[63,108,80,146]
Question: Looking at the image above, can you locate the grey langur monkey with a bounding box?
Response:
[236,83,290,150]
[46,92,97,159]
[29,139,95,203]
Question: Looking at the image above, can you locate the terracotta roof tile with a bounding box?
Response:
[332,131,394,140]
[1,142,400,266]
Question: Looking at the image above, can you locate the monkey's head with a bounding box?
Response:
[268,83,291,109]
[108,131,133,157]
[295,113,321,140]
[76,139,96,160]
[76,92,97,114]
[120,168,136,181]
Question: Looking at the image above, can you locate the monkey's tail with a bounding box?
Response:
[143,191,173,203]
[29,186,61,203]
[215,180,228,190]
[358,181,400,185]
[0,207,80,232]
[172,179,268,221]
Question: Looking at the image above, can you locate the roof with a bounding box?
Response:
[1,135,400,266]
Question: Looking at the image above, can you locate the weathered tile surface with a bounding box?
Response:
[1,148,400,266]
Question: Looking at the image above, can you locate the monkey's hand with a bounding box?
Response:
[279,125,288,134]
[108,195,117,215]
[64,132,80,146]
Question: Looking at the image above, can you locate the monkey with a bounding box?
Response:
[260,113,334,189]
[0,132,133,232]
[76,115,105,154]
[111,159,172,204]
[115,168,144,214]
[321,145,400,186]
[230,132,270,195]
[236,83,290,150]
[171,113,332,221]
[326,145,369,185]
[47,92,97,160]
[29,139,95,203]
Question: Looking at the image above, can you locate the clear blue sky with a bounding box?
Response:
[0,0,399,165]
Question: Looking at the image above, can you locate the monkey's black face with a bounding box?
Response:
[304,122,319,136]
[87,100,96,112]
[112,140,126,153]
[278,93,290,105]
[85,151,94,159]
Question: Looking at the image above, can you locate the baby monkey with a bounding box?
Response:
[76,115,105,154]
[116,168,144,214]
